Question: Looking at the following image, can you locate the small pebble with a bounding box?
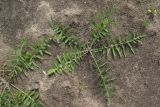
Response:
[28,82,39,90]
[61,80,71,88]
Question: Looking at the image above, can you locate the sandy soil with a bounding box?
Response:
[0,0,160,107]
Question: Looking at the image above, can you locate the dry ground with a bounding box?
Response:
[0,0,160,107]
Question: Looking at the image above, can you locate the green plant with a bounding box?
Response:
[49,18,85,50]
[143,20,151,28]
[47,12,145,105]
[6,37,52,80]
[0,4,145,106]
[0,89,43,107]
[0,77,43,107]
[0,37,47,107]
[79,81,88,91]
[0,37,53,107]
[148,6,157,17]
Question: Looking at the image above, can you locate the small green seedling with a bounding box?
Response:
[79,82,88,91]
[148,6,157,17]
[143,20,151,28]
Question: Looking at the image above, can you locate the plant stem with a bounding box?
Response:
[89,49,112,105]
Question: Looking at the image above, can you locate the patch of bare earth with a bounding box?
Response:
[0,0,160,107]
